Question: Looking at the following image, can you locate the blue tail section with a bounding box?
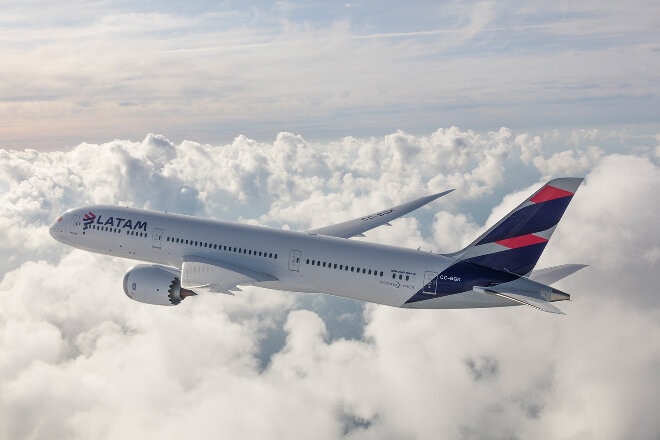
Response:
[449,177,583,276]
[405,178,583,305]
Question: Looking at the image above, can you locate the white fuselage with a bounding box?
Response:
[49,205,514,309]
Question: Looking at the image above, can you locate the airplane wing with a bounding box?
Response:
[181,256,277,295]
[307,189,454,238]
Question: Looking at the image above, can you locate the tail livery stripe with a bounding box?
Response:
[495,234,548,249]
[447,177,583,276]
[463,242,548,275]
[529,185,574,203]
[476,181,573,245]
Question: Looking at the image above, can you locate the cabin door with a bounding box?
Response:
[423,271,438,294]
[152,228,163,249]
[288,250,302,271]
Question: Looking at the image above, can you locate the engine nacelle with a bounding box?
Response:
[123,264,196,306]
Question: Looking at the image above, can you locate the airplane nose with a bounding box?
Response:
[49,216,63,240]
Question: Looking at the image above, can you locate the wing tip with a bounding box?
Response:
[433,188,455,199]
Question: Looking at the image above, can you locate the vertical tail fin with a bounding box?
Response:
[448,178,583,275]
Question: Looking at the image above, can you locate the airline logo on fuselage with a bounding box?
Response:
[83,211,148,232]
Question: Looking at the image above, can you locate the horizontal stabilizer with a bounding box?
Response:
[529,264,587,285]
[474,286,565,314]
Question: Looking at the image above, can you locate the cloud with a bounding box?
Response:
[533,146,604,178]
[1,127,659,439]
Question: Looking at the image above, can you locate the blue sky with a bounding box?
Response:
[1,0,658,148]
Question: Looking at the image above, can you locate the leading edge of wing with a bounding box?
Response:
[181,255,277,295]
[307,189,454,239]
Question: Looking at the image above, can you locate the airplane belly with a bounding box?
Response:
[259,271,412,307]
[313,278,413,307]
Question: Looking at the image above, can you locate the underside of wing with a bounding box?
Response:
[473,285,568,314]
[484,290,564,314]
[307,189,454,238]
[181,256,277,295]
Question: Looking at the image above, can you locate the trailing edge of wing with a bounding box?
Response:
[307,189,454,239]
[181,256,277,295]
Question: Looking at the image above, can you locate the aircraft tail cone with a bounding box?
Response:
[550,288,571,302]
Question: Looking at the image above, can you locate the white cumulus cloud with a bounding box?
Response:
[1,127,659,439]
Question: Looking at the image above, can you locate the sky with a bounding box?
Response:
[1,0,659,149]
[1,1,660,439]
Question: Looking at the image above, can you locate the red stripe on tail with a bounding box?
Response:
[496,234,548,249]
[530,185,574,203]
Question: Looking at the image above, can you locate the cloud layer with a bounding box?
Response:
[1,127,659,439]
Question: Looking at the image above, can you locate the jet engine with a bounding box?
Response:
[123,264,196,306]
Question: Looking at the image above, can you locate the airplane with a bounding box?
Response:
[49,178,586,314]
